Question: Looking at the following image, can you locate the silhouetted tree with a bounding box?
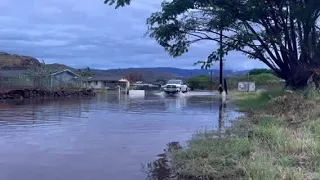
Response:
[248,68,274,76]
[78,67,95,78]
[105,0,320,89]
[125,72,143,83]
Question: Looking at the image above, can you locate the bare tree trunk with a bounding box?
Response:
[283,65,313,89]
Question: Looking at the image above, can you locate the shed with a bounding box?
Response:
[50,69,81,88]
[238,82,256,92]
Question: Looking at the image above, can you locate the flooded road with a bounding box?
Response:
[0,92,239,180]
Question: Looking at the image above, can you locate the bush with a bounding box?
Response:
[248,68,274,76]
[226,73,283,90]
[267,91,318,122]
[251,73,281,85]
[187,75,213,90]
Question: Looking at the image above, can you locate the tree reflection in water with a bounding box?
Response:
[143,142,182,180]
[218,97,227,137]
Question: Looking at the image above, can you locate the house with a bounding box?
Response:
[50,69,81,89]
[85,75,130,91]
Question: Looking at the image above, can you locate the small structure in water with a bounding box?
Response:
[128,90,145,98]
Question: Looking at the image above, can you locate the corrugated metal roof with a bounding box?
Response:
[86,75,125,81]
[50,69,80,77]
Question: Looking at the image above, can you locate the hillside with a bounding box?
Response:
[0,52,249,82]
[0,52,40,69]
[98,67,249,82]
[146,67,249,77]
[0,52,77,73]
[90,68,181,83]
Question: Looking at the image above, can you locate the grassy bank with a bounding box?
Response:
[171,90,320,180]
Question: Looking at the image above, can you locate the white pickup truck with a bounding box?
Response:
[163,79,188,94]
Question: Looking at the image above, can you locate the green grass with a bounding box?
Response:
[169,89,320,180]
[232,89,285,111]
[172,137,250,179]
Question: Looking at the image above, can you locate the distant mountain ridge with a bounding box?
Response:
[89,68,181,83]
[142,67,249,78]
[101,67,249,80]
[0,52,249,82]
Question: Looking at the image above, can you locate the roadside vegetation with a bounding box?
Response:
[168,89,320,180]
[105,1,320,179]
[187,75,213,90]
[186,68,282,91]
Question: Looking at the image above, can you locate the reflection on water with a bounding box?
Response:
[0,92,240,180]
[218,97,227,137]
[144,142,182,180]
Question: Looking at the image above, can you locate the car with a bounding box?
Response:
[163,79,188,94]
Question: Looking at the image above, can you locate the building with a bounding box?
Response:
[84,75,130,91]
[50,69,81,89]
[238,82,256,92]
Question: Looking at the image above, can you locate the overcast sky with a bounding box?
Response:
[0,0,267,70]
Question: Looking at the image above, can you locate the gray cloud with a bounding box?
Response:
[0,0,267,70]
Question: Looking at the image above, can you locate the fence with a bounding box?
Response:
[0,75,82,90]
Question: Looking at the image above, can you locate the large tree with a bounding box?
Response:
[105,0,320,89]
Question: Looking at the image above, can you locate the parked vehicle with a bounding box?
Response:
[163,79,188,94]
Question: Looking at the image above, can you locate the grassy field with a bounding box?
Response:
[170,89,320,180]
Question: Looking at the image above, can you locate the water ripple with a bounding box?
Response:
[0,92,240,180]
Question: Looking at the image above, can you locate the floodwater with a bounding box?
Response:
[0,92,240,180]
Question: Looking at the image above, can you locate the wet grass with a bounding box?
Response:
[169,89,320,180]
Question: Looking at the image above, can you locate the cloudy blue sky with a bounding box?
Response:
[0,0,266,70]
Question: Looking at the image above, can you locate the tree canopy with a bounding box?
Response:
[104,0,130,8]
[105,0,320,89]
[249,68,274,76]
[187,75,213,90]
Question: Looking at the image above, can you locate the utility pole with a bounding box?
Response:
[210,70,213,91]
[219,16,224,94]
[247,70,250,92]
[216,0,225,96]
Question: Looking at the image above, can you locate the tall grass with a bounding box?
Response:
[170,89,320,180]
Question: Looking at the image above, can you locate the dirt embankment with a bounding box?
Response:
[0,52,40,69]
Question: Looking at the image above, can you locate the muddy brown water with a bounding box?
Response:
[0,92,240,180]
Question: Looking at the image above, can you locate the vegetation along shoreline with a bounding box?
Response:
[145,89,320,180]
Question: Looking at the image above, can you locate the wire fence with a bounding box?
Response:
[0,75,82,90]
